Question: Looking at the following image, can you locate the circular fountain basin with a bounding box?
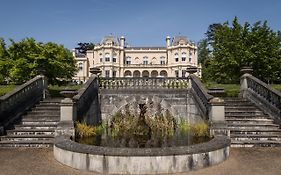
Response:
[54,135,230,174]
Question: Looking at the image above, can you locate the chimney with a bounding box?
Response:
[120,36,125,47]
[166,36,171,47]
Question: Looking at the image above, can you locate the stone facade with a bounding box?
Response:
[73,36,201,83]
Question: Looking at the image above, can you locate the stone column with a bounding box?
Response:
[186,67,197,89]
[209,97,229,136]
[55,90,77,137]
[239,67,253,98]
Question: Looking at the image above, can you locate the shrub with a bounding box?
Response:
[75,121,103,138]
[191,122,209,137]
[178,119,191,135]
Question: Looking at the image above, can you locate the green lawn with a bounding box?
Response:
[204,82,240,97]
[48,85,82,97]
[0,85,18,97]
[272,84,281,92]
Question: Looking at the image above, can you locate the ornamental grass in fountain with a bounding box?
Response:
[75,104,211,148]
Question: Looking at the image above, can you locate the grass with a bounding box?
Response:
[75,121,103,138]
[0,85,18,97]
[271,84,281,92]
[48,85,82,97]
[204,82,240,97]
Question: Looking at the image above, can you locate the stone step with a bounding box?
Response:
[27,111,60,115]
[230,134,281,141]
[230,128,281,135]
[225,114,269,119]
[225,111,264,115]
[225,102,253,106]
[0,134,54,141]
[21,121,59,125]
[22,115,60,120]
[6,129,54,136]
[226,118,274,124]
[227,123,279,130]
[230,140,281,147]
[14,124,57,130]
[33,106,60,111]
[0,140,53,148]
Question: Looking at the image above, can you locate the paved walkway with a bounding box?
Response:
[0,147,281,175]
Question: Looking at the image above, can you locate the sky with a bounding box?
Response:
[1,0,281,49]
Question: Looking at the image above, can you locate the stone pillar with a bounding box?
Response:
[186,67,198,89]
[166,36,171,47]
[120,36,125,47]
[239,67,253,98]
[55,90,77,137]
[209,98,229,136]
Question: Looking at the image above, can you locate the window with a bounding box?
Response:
[99,53,103,63]
[78,63,83,71]
[160,56,165,65]
[143,56,148,65]
[189,51,192,62]
[100,57,103,62]
[105,53,110,62]
[182,52,186,61]
[113,57,116,62]
[175,70,179,77]
[125,57,131,65]
[105,70,110,77]
[112,70,117,78]
[182,70,186,77]
[174,53,179,62]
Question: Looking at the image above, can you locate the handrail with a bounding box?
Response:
[189,74,214,117]
[0,75,47,134]
[100,77,189,89]
[241,74,281,120]
[73,75,100,122]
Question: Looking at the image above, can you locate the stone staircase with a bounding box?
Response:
[225,97,281,147]
[0,98,61,147]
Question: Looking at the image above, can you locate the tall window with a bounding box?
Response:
[125,57,131,65]
[113,53,117,62]
[143,56,148,65]
[175,70,179,77]
[105,70,110,77]
[182,52,186,61]
[174,53,179,62]
[99,53,103,63]
[182,70,186,77]
[160,56,165,65]
[189,51,192,62]
[112,70,117,77]
[78,63,83,71]
[105,53,110,62]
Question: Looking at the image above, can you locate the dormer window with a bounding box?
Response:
[105,53,110,62]
[182,52,186,61]
[143,56,148,65]
[160,56,166,65]
[174,53,179,62]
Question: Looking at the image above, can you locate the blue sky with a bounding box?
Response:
[1,0,281,49]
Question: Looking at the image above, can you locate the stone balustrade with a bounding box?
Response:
[100,77,189,89]
[0,75,47,134]
[240,73,281,123]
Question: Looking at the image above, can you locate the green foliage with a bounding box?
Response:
[75,121,103,138]
[203,17,281,83]
[0,38,77,85]
[272,84,281,92]
[178,119,191,135]
[0,85,17,96]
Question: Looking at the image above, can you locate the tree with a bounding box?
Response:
[203,17,281,83]
[6,38,77,84]
[0,38,11,84]
[75,42,95,54]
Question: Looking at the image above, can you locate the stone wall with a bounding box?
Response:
[99,89,202,124]
[54,135,230,174]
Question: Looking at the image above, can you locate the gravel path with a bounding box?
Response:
[0,147,281,175]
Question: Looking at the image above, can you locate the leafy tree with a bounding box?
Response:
[75,42,95,54]
[6,38,77,84]
[0,38,11,84]
[203,17,281,83]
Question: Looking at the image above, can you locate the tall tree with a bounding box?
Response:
[203,17,281,83]
[0,38,10,84]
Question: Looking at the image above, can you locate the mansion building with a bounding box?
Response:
[73,35,201,83]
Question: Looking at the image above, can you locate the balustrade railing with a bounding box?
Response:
[99,77,189,89]
[189,74,214,117]
[0,75,47,134]
[73,75,100,121]
[241,74,281,120]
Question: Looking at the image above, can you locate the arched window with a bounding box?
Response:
[78,63,83,71]
[182,52,186,61]
[105,53,110,62]
[124,70,132,77]
[160,56,166,65]
[143,56,148,65]
[174,53,179,62]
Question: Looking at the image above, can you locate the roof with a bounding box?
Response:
[100,35,120,46]
[172,36,189,46]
